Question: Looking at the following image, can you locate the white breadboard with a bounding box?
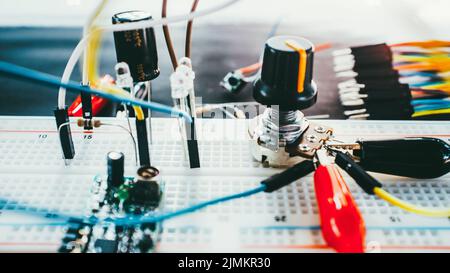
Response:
[0,116,449,253]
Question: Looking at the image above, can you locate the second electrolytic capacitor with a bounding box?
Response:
[107,151,125,188]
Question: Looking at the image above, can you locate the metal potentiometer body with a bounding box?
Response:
[249,36,333,166]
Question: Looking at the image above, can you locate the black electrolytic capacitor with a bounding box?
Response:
[112,11,160,82]
[107,151,125,188]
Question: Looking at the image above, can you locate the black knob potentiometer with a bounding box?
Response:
[112,11,160,82]
[253,36,317,110]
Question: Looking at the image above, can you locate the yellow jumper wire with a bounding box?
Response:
[95,80,145,120]
[82,0,108,84]
[374,187,450,217]
[84,2,145,121]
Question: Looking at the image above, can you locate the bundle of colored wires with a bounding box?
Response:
[393,44,450,118]
[334,40,450,119]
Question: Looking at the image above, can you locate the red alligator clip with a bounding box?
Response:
[313,150,366,253]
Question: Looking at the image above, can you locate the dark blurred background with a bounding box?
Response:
[0,0,449,118]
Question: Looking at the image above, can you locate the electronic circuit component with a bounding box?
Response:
[67,75,113,118]
[58,218,92,253]
[333,43,393,72]
[115,63,138,117]
[170,58,200,168]
[248,36,332,166]
[112,11,160,82]
[112,11,160,164]
[253,36,317,109]
[94,239,119,253]
[59,156,164,253]
[115,62,134,93]
[76,118,101,129]
[54,108,75,161]
[136,165,160,180]
[133,82,148,99]
[68,94,108,117]
[107,151,125,188]
[220,71,248,94]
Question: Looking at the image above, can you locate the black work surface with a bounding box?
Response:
[0,25,348,118]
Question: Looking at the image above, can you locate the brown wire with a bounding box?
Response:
[185,0,200,58]
[162,0,178,70]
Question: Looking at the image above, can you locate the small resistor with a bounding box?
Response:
[76,118,102,129]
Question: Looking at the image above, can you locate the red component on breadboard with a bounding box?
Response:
[68,75,115,117]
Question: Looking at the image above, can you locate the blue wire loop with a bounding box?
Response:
[0,61,192,123]
[0,184,267,227]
